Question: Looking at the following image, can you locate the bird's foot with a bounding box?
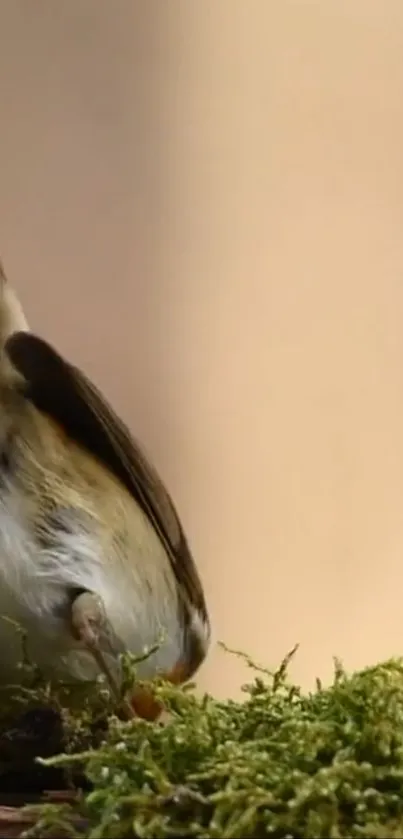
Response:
[70,589,135,719]
[70,591,189,723]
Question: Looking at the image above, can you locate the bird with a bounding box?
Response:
[0,261,211,720]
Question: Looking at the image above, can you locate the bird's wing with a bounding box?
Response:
[5,331,209,630]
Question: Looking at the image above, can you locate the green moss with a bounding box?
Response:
[7,643,403,838]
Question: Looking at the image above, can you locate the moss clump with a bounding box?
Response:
[10,644,403,838]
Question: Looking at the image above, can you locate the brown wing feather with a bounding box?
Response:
[5,331,209,628]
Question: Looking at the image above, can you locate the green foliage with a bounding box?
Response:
[14,643,403,838]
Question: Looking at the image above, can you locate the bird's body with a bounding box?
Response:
[0,267,210,712]
[0,405,187,683]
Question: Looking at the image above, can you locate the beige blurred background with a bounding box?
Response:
[1,1,403,698]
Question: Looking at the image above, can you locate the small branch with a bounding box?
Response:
[0,803,87,838]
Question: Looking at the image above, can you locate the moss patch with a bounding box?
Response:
[0,643,401,837]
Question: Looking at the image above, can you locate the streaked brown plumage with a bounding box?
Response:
[0,263,211,718]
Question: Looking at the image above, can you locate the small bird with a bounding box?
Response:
[0,262,211,719]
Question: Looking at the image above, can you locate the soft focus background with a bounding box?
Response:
[1,1,403,698]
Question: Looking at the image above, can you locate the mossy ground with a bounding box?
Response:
[1,637,403,838]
